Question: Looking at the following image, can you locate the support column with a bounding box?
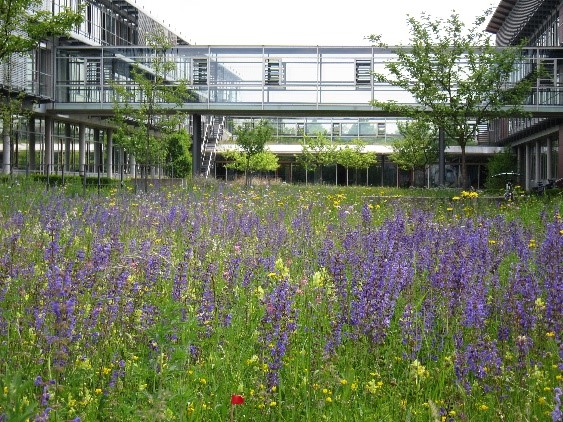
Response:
[44,116,53,175]
[106,129,113,179]
[516,145,522,182]
[2,115,11,174]
[192,114,202,177]
[534,140,541,184]
[29,117,36,171]
[64,123,71,172]
[525,143,531,191]
[130,154,136,179]
[546,138,552,180]
[79,123,86,175]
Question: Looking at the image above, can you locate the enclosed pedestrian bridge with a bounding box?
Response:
[50,45,563,118]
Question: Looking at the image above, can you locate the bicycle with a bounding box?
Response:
[503,180,514,201]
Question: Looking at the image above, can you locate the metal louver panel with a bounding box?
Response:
[495,0,544,46]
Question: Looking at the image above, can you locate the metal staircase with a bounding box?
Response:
[200,115,225,178]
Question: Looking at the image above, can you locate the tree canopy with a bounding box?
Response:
[166,128,192,178]
[296,133,336,184]
[370,10,533,187]
[1,0,83,173]
[390,119,438,186]
[334,141,377,186]
[227,120,275,185]
[112,30,191,190]
[0,0,83,62]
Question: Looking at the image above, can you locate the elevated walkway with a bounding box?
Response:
[50,45,563,118]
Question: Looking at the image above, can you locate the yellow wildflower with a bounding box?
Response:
[187,403,195,414]
[538,397,547,405]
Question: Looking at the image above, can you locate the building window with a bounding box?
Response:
[377,123,385,136]
[265,59,282,85]
[332,122,341,137]
[192,58,208,85]
[355,59,371,85]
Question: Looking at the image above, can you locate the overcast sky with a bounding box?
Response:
[135,0,498,46]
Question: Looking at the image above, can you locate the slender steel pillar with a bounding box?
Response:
[106,129,113,179]
[2,115,10,174]
[65,123,72,172]
[525,143,531,191]
[546,138,552,180]
[44,116,53,175]
[534,140,541,184]
[79,123,86,175]
[192,114,202,176]
[29,117,36,171]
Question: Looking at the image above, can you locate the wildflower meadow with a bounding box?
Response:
[0,180,562,421]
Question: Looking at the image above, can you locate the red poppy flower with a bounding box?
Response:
[231,394,244,405]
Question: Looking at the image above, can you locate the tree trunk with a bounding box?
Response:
[2,114,11,174]
[2,128,10,175]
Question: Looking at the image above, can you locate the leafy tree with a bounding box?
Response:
[166,128,192,178]
[1,0,83,173]
[231,120,274,186]
[335,141,377,186]
[296,132,336,184]
[370,10,533,188]
[250,151,279,174]
[223,150,279,183]
[390,119,438,187]
[0,0,83,62]
[355,145,378,186]
[1,91,29,174]
[112,29,191,191]
[484,148,517,190]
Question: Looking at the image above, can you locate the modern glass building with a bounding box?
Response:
[486,0,563,190]
[0,0,190,179]
[0,0,561,188]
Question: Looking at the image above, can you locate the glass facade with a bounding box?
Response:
[1,0,561,184]
[228,117,403,145]
[487,0,563,183]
